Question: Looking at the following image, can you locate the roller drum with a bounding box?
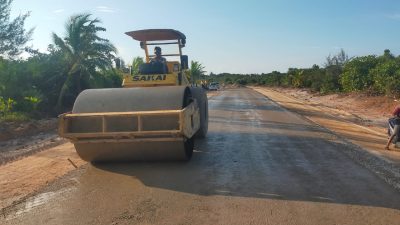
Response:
[71,86,194,162]
[73,86,191,113]
[74,138,194,162]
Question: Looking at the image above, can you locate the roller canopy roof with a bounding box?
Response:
[125,29,186,41]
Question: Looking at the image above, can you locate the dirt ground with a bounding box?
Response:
[0,117,85,210]
[275,88,393,122]
[0,91,221,211]
[0,88,398,212]
[259,87,399,144]
[251,87,400,153]
[0,118,58,142]
[292,88,395,119]
[0,143,85,209]
[2,87,400,225]
[252,86,400,189]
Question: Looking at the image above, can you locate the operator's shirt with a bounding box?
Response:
[150,56,167,64]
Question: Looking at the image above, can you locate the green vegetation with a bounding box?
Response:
[189,61,206,83]
[208,49,400,97]
[131,56,144,75]
[52,13,118,111]
[0,1,122,121]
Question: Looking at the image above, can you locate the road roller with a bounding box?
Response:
[58,29,208,162]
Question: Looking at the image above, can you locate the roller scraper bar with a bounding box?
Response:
[59,101,200,142]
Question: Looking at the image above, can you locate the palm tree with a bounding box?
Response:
[131,56,144,75]
[53,13,116,111]
[190,61,206,84]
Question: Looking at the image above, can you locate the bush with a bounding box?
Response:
[371,60,400,96]
[341,56,377,92]
[0,97,15,116]
[0,96,29,122]
[236,78,248,85]
[319,65,342,94]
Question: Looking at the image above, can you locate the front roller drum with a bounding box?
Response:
[68,86,195,162]
[74,138,194,162]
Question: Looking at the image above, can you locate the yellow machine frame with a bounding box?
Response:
[122,29,190,88]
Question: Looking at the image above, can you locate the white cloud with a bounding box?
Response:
[96,6,117,13]
[52,9,65,14]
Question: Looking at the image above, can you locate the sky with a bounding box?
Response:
[9,0,400,74]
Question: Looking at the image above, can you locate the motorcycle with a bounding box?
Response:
[388,117,400,146]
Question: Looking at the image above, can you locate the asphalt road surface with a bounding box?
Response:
[3,88,400,225]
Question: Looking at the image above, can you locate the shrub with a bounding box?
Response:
[0,97,15,116]
[371,60,400,96]
[341,56,377,92]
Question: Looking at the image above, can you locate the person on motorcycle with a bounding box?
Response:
[385,105,400,150]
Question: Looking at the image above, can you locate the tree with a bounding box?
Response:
[189,61,206,83]
[325,49,349,67]
[383,49,395,60]
[0,0,33,58]
[131,56,144,75]
[52,13,117,111]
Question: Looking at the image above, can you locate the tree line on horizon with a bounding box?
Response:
[209,49,400,97]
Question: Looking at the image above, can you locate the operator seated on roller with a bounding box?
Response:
[150,46,167,64]
[150,46,168,73]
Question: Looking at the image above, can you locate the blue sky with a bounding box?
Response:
[10,0,400,74]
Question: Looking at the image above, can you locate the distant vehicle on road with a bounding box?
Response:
[208,82,219,91]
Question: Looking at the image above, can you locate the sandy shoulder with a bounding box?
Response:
[0,143,85,209]
[251,86,400,164]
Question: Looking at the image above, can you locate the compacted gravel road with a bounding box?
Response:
[2,88,400,225]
